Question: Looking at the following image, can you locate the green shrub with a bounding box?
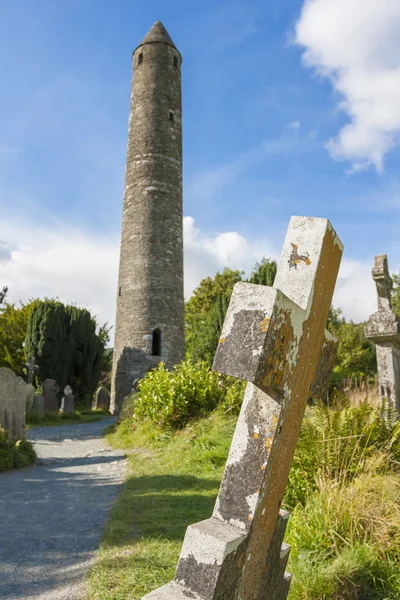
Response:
[285,401,400,510]
[134,361,223,428]
[134,360,246,429]
[0,427,36,472]
[287,474,400,599]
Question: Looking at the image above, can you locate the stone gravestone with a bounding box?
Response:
[42,379,59,413]
[25,384,35,413]
[61,386,74,414]
[31,394,44,417]
[365,254,400,415]
[94,387,110,411]
[0,367,29,440]
[142,216,343,600]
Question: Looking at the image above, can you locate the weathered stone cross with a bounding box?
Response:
[365,254,400,415]
[143,216,343,600]
[25,356,38,385]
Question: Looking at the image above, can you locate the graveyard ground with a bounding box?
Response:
[85,405,400,600]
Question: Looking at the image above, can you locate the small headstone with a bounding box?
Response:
[61,394,74,414]
[31,394,44,417]
[25,384,35,413]
[94,387,110,411]
[42,379,59,413]
[142,216,343,600]
[0,367,29,440]
[365,254,400,415]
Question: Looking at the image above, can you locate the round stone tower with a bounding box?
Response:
[110,21,185,414]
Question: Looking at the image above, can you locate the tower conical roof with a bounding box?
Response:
[138,21,177,50]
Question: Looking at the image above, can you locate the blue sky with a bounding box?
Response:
[1,0,400,333]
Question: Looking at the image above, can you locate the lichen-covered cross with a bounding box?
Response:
[142,216,343,600]
[372,254,393,312]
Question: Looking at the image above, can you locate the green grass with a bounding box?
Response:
[85,405,400,600]
[85,411,236,600]
[26,409,110,428]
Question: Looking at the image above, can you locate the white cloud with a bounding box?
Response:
[0,213,382,347]
[294,0,400,172]
[289,121,300,130]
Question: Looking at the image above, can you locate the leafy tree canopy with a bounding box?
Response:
[25,300,109,402]
[327,307,376,381]
[0,291,40,377]
[185,258,277,365]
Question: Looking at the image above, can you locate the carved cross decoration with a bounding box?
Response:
[143,216,343,600]
[25,357,38,385]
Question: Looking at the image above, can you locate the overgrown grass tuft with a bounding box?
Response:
[0,426,36,472]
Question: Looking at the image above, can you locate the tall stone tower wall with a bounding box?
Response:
[111,22,185,414]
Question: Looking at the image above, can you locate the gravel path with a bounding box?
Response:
[0,418,127,600]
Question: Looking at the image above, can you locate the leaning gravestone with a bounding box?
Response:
[42,379,59,413]
[143,216,343,600]
[94,387,110,411]
[365,254,400,415]
[0,367,30,440]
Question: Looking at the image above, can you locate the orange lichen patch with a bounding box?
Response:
[218,337,226,344]
[237,552,245,568]
[272,414,279,425]
[253,433,259,439]
[265,437,272,448]
[305,258,311,265]
[260,317,270,332]
[248,515,252,521]
[260,464,266,471]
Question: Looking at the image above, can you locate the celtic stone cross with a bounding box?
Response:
[143,216,343,600]
[365,254,400,414]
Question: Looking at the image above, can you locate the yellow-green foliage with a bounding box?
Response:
[134,360,245,428]
[0,426,36,472]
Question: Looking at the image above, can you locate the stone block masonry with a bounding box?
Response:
[111,21,185,415]
[142,216,343,600]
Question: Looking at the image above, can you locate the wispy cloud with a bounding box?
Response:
[294,0,400,173]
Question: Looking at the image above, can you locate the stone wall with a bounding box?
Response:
[0,367,29,440]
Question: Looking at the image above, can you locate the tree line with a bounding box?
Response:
[0,290,109,403]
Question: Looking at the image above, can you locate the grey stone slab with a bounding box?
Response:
[0,367,28,440]
[60,394,74,414]
[31,394,44,417]
[94,387,110,411]
[42,379,59,413]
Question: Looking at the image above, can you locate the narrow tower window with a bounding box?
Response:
[138,52,143,65]
[169,111,174,122]
[152,329,161,356]
[173,56,178,68]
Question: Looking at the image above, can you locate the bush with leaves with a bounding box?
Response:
[0,427,36,472]
[133,360,245,428]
